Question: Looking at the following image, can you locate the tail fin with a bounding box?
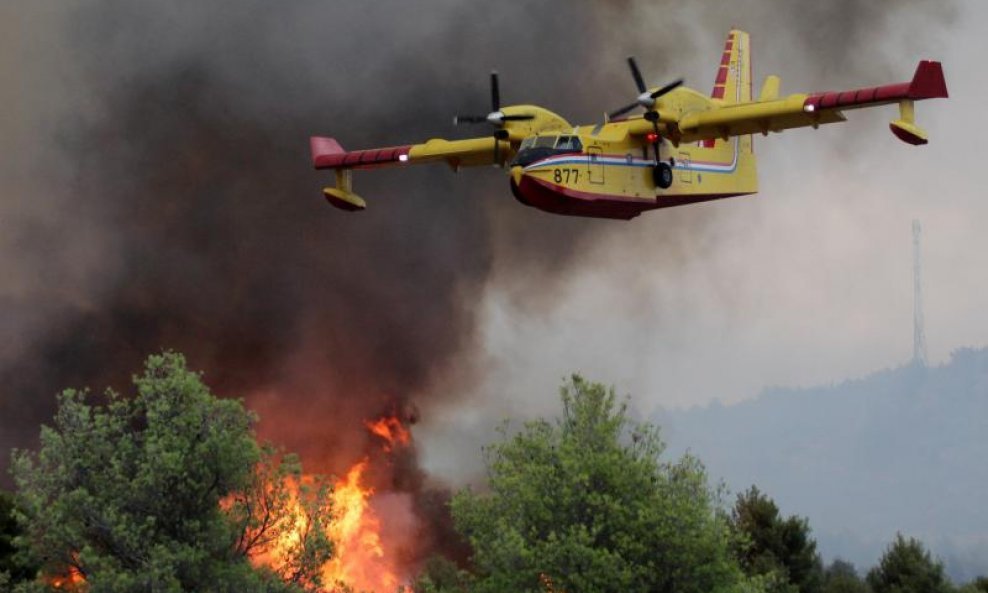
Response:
[711,29,752,105]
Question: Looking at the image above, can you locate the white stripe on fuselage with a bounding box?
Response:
[523,137,739,175]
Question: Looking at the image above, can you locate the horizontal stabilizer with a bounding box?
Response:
[759,75,780,102]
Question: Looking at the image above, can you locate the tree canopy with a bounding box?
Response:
[450,375,752,593]
[821,559,868,593]
[1,488,39,585]
[959,576,988,593]
[866,533,952,593]
[11,352,332,593]
[729,486,823,593]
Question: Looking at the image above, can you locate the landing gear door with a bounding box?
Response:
[587,146,605,184]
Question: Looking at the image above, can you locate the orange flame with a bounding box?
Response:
[364,416,411,452]
[251,413,413,592]
[321,459,399,592]
[48,565,85,590]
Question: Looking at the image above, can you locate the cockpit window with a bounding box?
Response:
[534,135,558,148]
[510,134,583,167]
[555,136,583,152]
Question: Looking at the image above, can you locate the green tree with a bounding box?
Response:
[11,352,333,593]
[729,486,823,593]
[451,375,754,593]
[411,556,473,593]
[958,576,988,593]
[865,534,952,593]
[822,559,869,593]
[1,489,39,584]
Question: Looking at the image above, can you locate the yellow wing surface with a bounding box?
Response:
[677,59,947,145]
[310,103,572,210]
[627,30,947,147]
[310,136,509,210]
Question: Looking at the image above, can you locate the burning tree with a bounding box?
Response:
[10,352,334,593]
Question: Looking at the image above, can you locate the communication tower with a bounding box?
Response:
[913,220,928,366]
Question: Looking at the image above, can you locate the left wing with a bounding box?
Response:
[670,60,948,146]
[310,135,509,210]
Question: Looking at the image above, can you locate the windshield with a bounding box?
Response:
[512,135,584,167]
[555,136,583,152]
[533,135,558,148]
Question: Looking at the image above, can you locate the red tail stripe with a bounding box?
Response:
[711,30,737,99]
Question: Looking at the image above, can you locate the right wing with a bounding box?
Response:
[671,60,948,146]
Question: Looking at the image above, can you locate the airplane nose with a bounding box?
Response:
[510,165,524,186]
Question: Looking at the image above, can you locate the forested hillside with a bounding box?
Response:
[661,347,988,582]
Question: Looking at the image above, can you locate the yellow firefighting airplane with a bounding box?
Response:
[310,29,948,220]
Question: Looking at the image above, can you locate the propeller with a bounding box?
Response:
[606,56,684,170]
[608,57,683,121]
[454,71,535,165]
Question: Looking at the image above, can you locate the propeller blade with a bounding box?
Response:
[650,78,684,99]
[491,71,501,112]
[500,114,535,121]
[609,101,641,120]
[454,115,488,125]
[628,57,647,94]
[493,135,499,166]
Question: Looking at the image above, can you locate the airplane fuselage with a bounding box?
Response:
[508,123,758,220]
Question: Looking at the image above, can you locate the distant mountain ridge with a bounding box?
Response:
[658,347,988,582]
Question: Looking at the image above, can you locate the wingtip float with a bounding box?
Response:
[311,29,948,220]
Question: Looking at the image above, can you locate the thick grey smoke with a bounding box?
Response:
[0,0,611,472]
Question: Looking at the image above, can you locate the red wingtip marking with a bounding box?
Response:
[310,136,346,168]
[909,61,949,100]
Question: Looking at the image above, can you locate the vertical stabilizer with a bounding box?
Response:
[711,29,752,105]
[699,29,757,190]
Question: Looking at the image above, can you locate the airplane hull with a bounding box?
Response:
[510,174,754,220]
